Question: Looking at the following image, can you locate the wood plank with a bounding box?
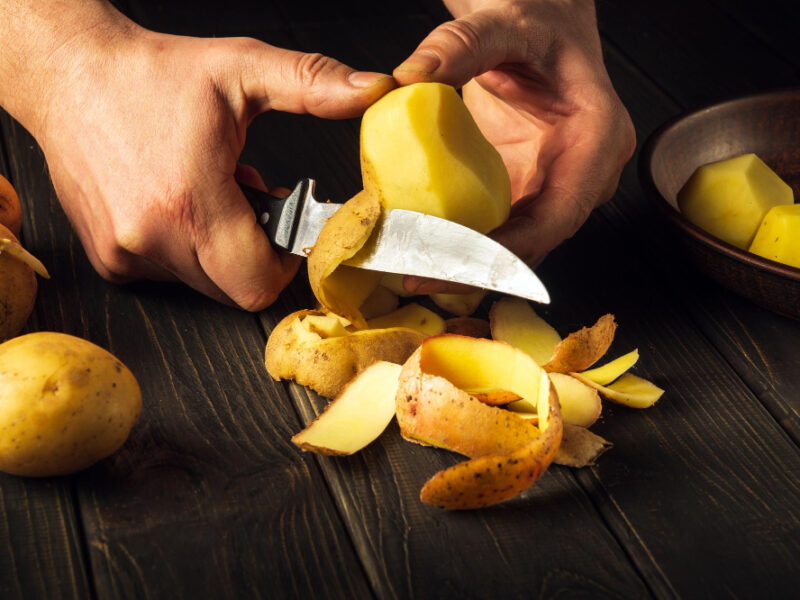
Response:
[280,4,800,597]
[0,117,93,600]
[1,82,371,600]
[597,21,800,447]
[595,0,798,107]
[263,15,658,599]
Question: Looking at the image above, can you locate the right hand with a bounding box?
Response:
[20,6,395,310]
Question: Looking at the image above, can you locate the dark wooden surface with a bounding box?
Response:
[2,1,799,598]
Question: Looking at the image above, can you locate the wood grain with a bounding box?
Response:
[0,81,372,600]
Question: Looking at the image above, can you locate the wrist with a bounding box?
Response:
[0,1,140,139]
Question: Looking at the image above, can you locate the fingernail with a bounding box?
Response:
[348,71,391,88]
[396,50,441,75]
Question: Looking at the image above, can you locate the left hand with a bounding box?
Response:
[394,0,635,294]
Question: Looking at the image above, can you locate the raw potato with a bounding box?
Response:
[265,309,424,398]
[677,153,793,249]
[292,361,402,455]
[542,314,617,373]
[0,174,22,236]
[490,297,562,365]
[579,349,639,386]
[507,372,601,427]
[0,224,48,341]
[396,335,563,509]
[430,290,486,317]
[0,332,141,477]
[748,204,800,269]
[361,82,510,234]
[307,190,383,329]
[366,303,445,336]
[572,372,664,409]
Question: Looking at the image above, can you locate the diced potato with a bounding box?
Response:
[430,290,486,317]
[361,82,510,233]
[677,153,793,249]
[748,204,800,269]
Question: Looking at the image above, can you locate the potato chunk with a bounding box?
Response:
[677,153,793,249]
[361,82,510,233]
[748,204,800,269]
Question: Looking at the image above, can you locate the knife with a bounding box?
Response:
[241,178,550,304]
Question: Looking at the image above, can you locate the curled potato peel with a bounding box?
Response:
[307,190,383,329]
[397,336,563,509]
[265,309,424,399]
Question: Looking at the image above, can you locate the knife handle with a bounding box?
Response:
[239,179,313,250]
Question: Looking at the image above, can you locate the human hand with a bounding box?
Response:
[394,0,635,294]
[16,5,394,310]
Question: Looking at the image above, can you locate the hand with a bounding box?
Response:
[13,4,394,310]
[394,0,635,294]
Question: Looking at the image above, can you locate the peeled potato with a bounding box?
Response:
[748,204,800,269]
[678,153,793,249]
[361,82,510,234]
[265,309,424,398]
[0,332,141,476]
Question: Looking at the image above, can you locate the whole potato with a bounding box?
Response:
[0,332,141,477]
[0,223,37,341]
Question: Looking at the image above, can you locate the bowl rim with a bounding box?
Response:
[638,86,800,282]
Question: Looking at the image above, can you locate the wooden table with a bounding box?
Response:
[2,1,799,598]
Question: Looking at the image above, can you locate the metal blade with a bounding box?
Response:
[343,209,550,304]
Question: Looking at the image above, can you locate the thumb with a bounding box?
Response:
[196,175,302,311]
[393,12,529,87]
[233,41,396,119]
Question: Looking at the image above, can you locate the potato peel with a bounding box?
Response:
[307,190,382,329]
[397,337,563,509]
[292,361,401,455]
[490,297,561,365]
[420,376,562,510]
[265,309,423,398]
[579,349,639,385]
[556,424,612,467]
[542,314,617,373]
[572,372,664,409]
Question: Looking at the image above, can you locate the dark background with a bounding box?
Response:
[2,1,799,598]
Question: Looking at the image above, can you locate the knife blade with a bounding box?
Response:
[241,178,549,304]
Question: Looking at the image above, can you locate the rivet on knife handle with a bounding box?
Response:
[240,179,314,250]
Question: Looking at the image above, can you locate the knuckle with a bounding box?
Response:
[435,19,483,60]
[294,52,336,89]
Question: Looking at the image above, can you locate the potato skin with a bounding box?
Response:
[0,332,142,477]
[265,309,424,398]
[0,224,37,341]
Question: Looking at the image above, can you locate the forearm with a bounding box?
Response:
[0,0,136,137]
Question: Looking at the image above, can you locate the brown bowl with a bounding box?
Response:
[639,88,800,320]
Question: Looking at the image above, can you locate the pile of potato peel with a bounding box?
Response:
[264,82,665,510]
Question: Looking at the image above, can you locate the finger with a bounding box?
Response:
[195,178,302,311]
[489,146,613,266]
[230,40,396,119]
[393,12,533,87]
[402,275,477,296]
